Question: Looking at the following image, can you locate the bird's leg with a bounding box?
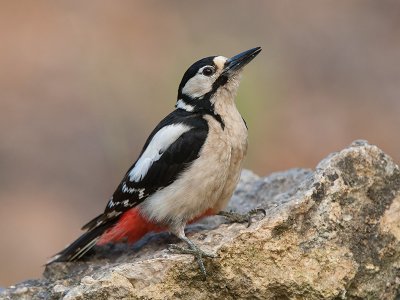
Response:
[168,227,215,277]
[218,208,266,227]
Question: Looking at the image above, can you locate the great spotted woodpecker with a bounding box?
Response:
[48,47,262,276]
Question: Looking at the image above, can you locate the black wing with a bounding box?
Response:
[82,109,209,230]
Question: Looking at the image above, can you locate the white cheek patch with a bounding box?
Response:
[129,124,192,182]
[181,74,213,98]
[213,56,227,70]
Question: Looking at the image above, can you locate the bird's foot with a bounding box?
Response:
[218,208,266,227]
[169,243,216,277]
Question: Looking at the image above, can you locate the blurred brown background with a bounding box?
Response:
[0,0,399,286]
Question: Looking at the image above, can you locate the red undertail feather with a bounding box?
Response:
[97,207,164,245]
[97,207,216,246]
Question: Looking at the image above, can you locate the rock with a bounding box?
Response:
[1,140,399,299]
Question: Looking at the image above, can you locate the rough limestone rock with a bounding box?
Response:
[1,140,400,299]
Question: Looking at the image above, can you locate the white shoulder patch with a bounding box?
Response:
[129,123,192,182]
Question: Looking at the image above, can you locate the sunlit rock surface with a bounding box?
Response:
[2,141,399,299]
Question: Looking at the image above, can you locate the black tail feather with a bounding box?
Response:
[81,213,106,230]
[47,220,117,264]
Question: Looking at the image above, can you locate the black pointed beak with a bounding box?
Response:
[223,47,262,74]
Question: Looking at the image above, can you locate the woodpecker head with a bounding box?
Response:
[176,47,262,112]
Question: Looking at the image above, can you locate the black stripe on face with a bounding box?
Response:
[212,73,229,91]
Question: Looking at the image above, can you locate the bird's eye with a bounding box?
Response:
[202,67,214,76]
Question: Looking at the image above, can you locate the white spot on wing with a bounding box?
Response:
[121,182,146,199]
[139,189,145,199]
[129,124,192,182]
[107,210,122,218]
[107,198,115,208]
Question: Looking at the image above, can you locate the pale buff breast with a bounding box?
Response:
[201,108,248,213]
[140,115,231,225]
[211,90,249,212]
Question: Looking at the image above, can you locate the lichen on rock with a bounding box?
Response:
[1,141,399,299]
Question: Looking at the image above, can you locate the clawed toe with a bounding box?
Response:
[168,243,216,276]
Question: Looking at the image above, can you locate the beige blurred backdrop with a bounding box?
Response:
[0,1,399,286]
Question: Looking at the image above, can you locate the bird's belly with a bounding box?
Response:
[139,130,232,225]
[213,147,246,212]
[212,109,248,212]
